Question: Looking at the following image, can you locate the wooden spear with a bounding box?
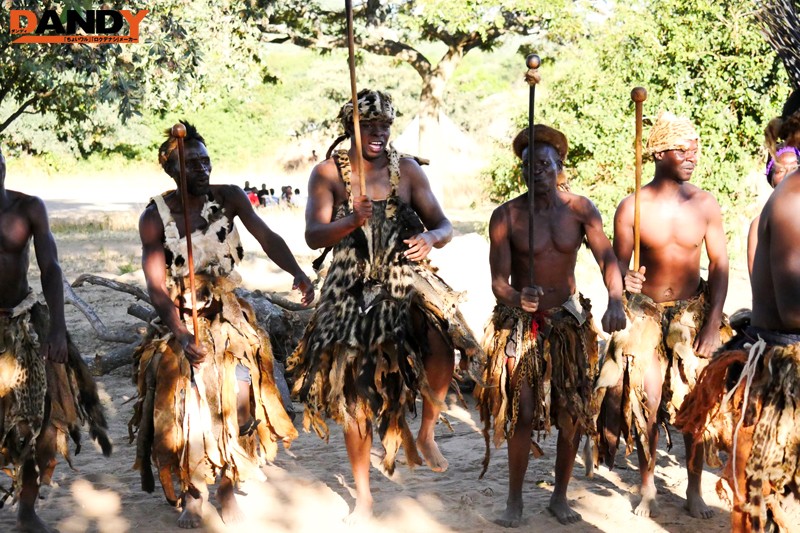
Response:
[171,123,200,343]
[525,54,541,286]
[631,87,647,271]
[345,0,367,198]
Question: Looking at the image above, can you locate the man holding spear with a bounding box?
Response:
[477,121,626,526]
[594,110,730,519]
[290,1,481,521]
[477,49,625,529]
[290,86,482,521]
[130,122,314,529]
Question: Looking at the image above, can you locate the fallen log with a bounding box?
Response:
[64,279,139,344]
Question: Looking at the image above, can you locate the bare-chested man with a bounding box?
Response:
[477,125,626,527]
[747,146,800,276]
[0,147,110,533]
[289,89,480,521]
[677,143,800,532]
[130,122,313,529]
[594,111,730,519]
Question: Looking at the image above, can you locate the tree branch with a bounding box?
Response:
[71,273,152,304]
[361,39,432,78]
[63,279,140,344]
[0,94,36,134]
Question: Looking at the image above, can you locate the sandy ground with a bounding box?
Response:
[0,176,763,532]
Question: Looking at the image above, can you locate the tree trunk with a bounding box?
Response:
[417,46,465,158]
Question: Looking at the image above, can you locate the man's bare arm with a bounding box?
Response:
[404,159,453,249]
[702,195,729,326]
[746,216,759,279]
[580,198,626,332]
[489,206,520,308]
[140,207,206,365]
[613,196,635,275]
[30,197,67,362]
[226,186,314,305]
[140,208,187,338]
[304,161,366,250]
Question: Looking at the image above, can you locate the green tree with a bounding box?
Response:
[490,0,788,239]
[0,0,272,152]
[263,0,576,156]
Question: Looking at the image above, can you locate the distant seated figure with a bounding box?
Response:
[292,187,306,208]
[258,183,272,207]
[246,187,259,208]
[280,185,295,207]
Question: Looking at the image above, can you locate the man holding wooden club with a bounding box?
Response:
[130,121,314,529]
[477,123,627,527]
[594,110,731,519]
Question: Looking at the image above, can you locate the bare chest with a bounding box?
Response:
[511,207,583,256]
[0,212,32,254]
[639,201,707,251]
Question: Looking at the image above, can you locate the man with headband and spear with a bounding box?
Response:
[289,87,482,521]
[594,110,731,519]
[477,112,627,524]
[129,121,314,529]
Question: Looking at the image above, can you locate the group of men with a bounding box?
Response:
[1,85,798,533]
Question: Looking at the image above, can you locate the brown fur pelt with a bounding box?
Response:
[475,297,598,477]
[674,349,749,466]
[744,343,800,532]
[128,278,296,505]
[678,339,800,532]
[594,282,732,469]
[0,298,111,495]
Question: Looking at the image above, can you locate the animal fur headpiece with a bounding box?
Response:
[513,124,569,162]
[646,111,699,155]
[338,89,395,131]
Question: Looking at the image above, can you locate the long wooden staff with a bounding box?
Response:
[345,0,366,198]
[525,54,541,286]
[171,123,200,341]
[631,87,647,271]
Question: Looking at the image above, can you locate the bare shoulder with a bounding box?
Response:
[688,185,722,211]
[768,176,800,214]
[312,158,340,182]
[139,201,163,229]
[490,197,516,223]
[561,191,599,215]
[398,156,428,186]
[211,183,244,199]
[7,190,48,220]
[615,191,635,213]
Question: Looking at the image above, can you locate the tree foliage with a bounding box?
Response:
[0,0,273,153]
[490,0,788,239]
[264,0,577,153]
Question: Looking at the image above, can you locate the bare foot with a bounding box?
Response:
[633,485,659,517]
[493,500,523,528]
[16,511,58,533]
[417,436,449,473]
[217,478,245,525]
[685,490,713,519]
[548,494,582,524]
[177,491,204,529]
[343,496,373,525]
